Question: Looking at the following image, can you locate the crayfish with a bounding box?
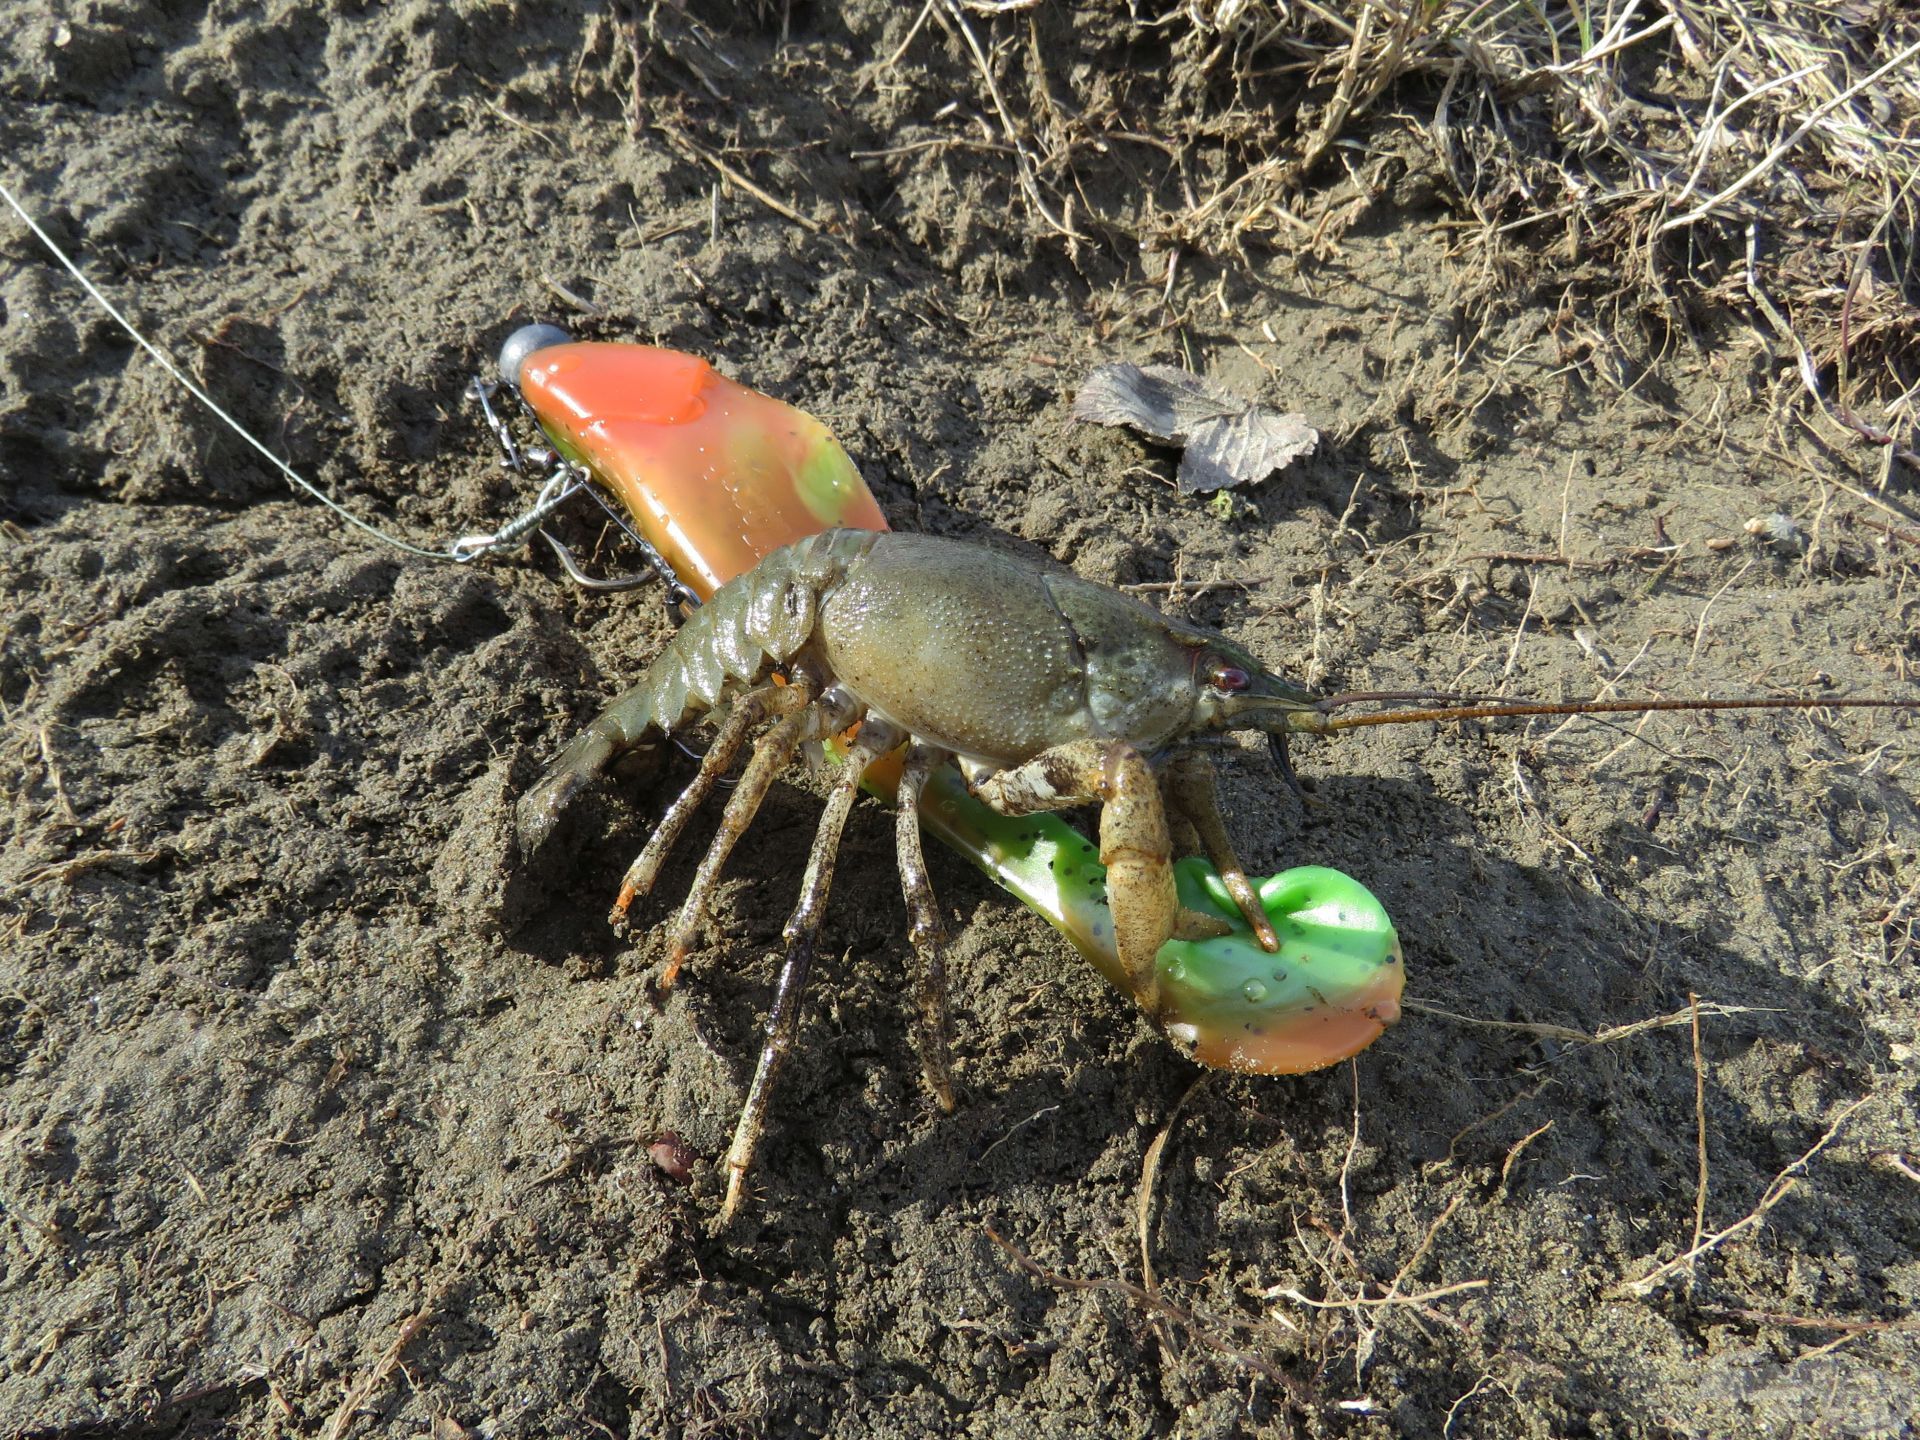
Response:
[502,332,1909,1226]
[516,526,1340,1221]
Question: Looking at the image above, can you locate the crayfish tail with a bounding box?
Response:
[514,761,603,859]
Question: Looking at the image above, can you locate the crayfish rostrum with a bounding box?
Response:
[516,527,1342,1222]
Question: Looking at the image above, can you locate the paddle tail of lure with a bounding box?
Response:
[504,329,1402,1073]
[916,771,1402,1072]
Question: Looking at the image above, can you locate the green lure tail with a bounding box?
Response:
[916,769,1402,1073]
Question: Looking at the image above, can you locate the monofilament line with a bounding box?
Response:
[1,177,459,562]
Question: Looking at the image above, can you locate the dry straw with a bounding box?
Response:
[888,0,1919,451]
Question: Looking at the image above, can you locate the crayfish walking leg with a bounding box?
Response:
[611,680,809,929]
[895,741,959,1114]
[719,715,910,1225]
[642,679,851,990]
[1163,752,1279,953]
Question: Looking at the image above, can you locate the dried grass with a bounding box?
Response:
[883,0,1920,449]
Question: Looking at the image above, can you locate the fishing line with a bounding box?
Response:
[1,177,501,563]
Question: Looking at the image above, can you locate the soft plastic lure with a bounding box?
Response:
[502,328,1403,1075]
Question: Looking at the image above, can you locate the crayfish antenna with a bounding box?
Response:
[1314,687,1517,710]
[1311,694,1920,733]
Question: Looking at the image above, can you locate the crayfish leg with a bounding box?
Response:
[611,680,805,923]
[895,742,959,1114]
[1164,752,1280,953]
[719,714,907,1227]
[659,682,853,990]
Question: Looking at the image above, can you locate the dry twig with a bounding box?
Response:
[1616,1095,1874,1296]
[985,1225,1310,1404]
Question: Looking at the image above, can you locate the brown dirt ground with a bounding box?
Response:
[3,3,1917,1436]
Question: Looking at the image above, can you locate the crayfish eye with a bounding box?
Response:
[1210,662,1252,693]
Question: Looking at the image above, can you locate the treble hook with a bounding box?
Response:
[538,530,656,593]
[474,322,703,616]
[571,485,705,615]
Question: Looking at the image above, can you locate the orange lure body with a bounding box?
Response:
[517,342,887,602]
